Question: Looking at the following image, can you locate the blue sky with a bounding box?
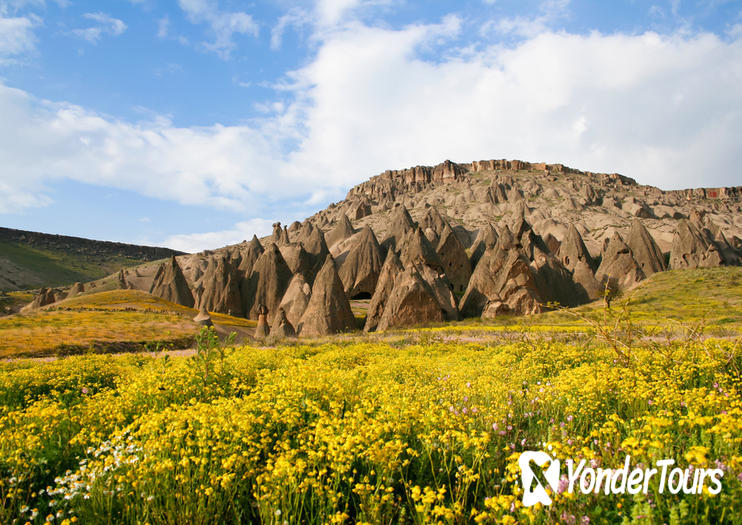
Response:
[0,0,740,252]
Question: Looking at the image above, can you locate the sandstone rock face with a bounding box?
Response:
[270,307,296,338]
[669,220,725,269]
[348,198,372,220]
[237,236,264,275]
[242,244,293,322]
[376,266,446,331]
[626,219,667,276]
[461,248,543,318]
[400,227,445,273]
[556,225,601,301]
[298,256,356,337]
[23,287,57,311]
[278,274,312,328]
[557,224,595,272]
[195,256,243,316]
[419,206,449,235]
[436,223,472,293]
[596,232,646,290]
[365,251,404,332]
[325,215,355,250]
[469,224,498,268]
[149,256,194,307]
[338,226,384,298]
[193,305,213,327]
[384,204,415,249]
[254,304,270,339]
[279,244,314,282]
[67,282,85,299]
[299,225,330,282]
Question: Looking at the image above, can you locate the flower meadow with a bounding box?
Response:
[0,328,740,524]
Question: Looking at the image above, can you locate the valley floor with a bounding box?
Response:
[0,268,740,524]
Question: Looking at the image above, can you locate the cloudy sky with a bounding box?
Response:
[0,0,740,252]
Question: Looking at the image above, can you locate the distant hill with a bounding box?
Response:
[0,227,183,291]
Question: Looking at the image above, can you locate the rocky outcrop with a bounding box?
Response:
[254,304,270,339]
[299,224,330,282]
[365,251,404,332]
[375,266,446,331]
[278,274,312,328]
[149,256,195,307]
[557,225,601,301]
[470,224,498,268]
[325,215,355,250]
[270,307,296,338]
[460,246,542,318]
[348,198,372,220]
[436,223,472,293]
[400,227,445,273]
[419,206,449,235]
[237,236,264,275]
[338,226,384,298]
[669,220,725,269]
[596,232,645,290]
[626,220,667,276]
[193,306,213,327]
[384,204,415,249]
[297,256,356,337]
[280,244,314,282]
[241,244,293,321]
[194,256,243,316]
[22,287,57,312]
[67,282,85,299]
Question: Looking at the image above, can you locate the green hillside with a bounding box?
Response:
[0,227,182,291]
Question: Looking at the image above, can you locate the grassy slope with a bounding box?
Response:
[0,240,159,291]
[0,290,256,358]
[402,267,742,337]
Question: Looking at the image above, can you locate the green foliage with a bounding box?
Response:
[0,241,153,292]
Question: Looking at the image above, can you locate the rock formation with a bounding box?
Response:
[669,220,724,269]
[384,204,415,249]
[325,215,355,250]
[595,232,645,290]
[22,287,57,312]
[278,274,312,328]
[399,227,445,273]
[364,251,404,332]
[241,244,292,321]
[469,224,498,268]
[149,256,195,307]
[436,223,472,293]
[254,304,270,339]
[270,307,296,338]
[297,256,356,337]
[338,226,384,298]
[195,256,243,316]
[193,305,213,327]
[67,282,85,299]
[557,225,601,301]
[626,219,667,276]
[376,266,446,331]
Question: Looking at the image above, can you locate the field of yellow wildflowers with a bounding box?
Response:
[0,307,740,524]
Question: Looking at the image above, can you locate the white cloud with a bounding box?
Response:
[163,218,274,252]
[156,15,169,39]
[177,0,259,59]
[0,11,39,63]
[488,0,570,37]
[71,12,126,44]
